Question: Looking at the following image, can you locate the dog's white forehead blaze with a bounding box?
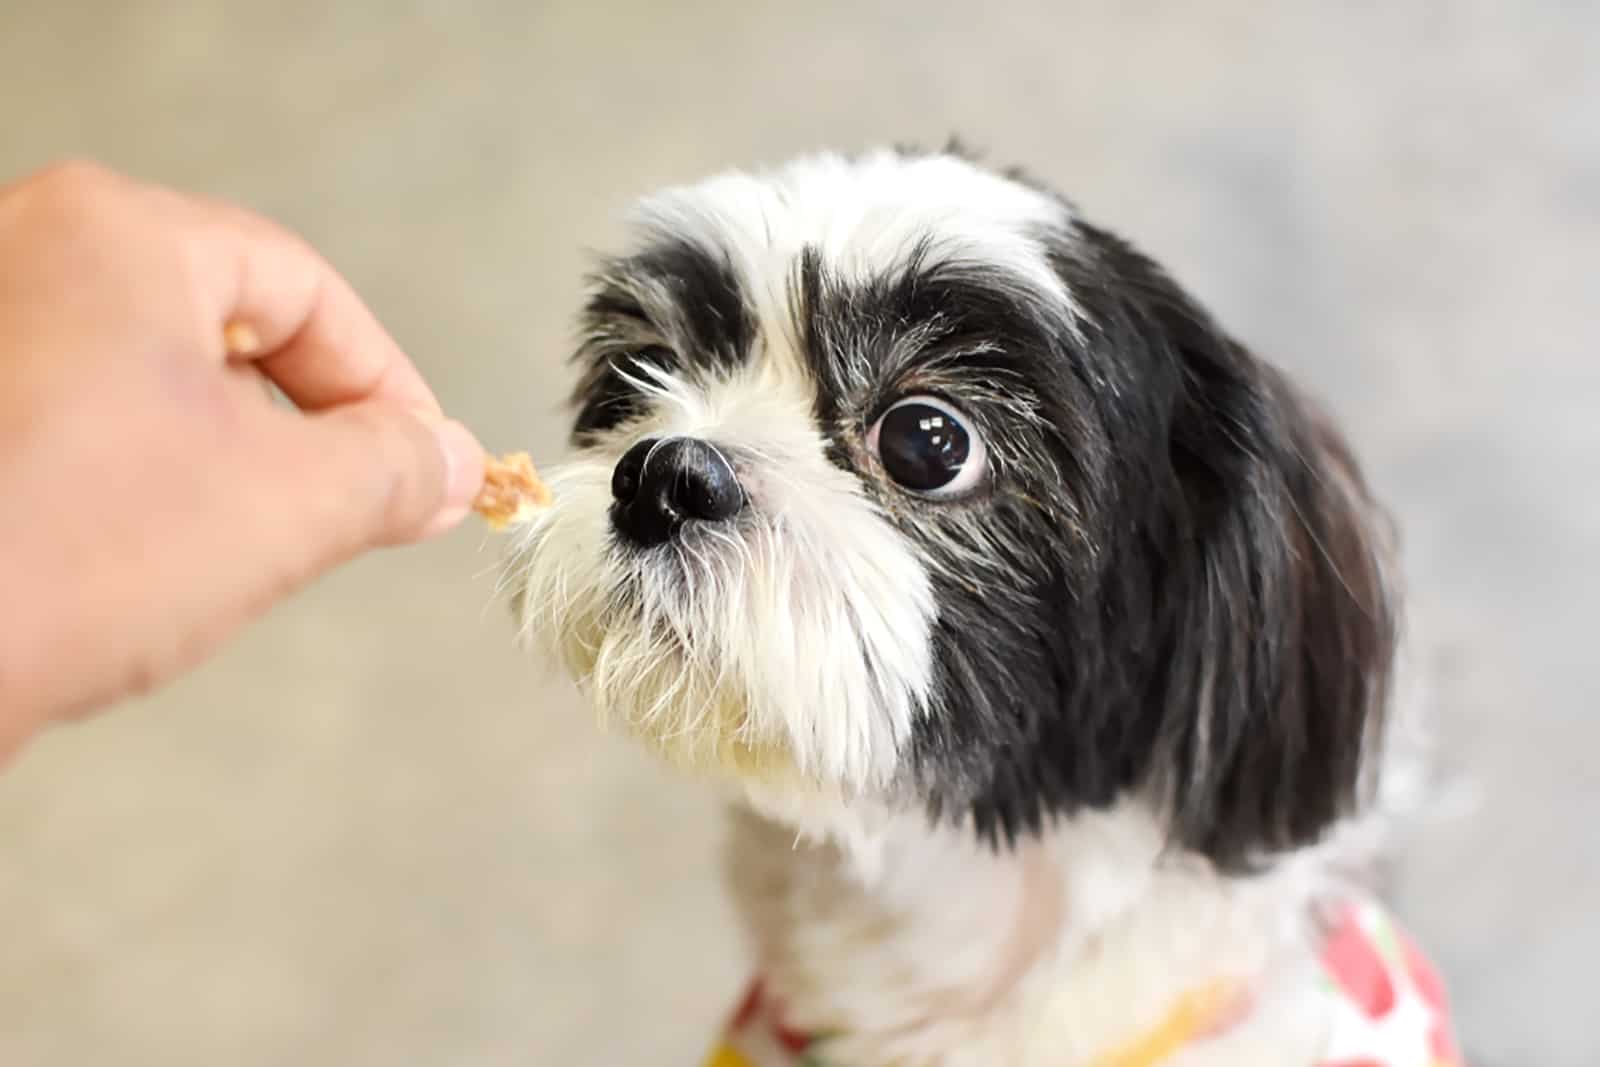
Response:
[632,150,1078,366]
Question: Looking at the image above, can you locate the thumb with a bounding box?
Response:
[273,402,486,564]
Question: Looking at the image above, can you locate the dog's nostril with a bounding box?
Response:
[612,437,654,504]
[611,437,743,547]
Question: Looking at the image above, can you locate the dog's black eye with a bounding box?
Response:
[868,396,988,497]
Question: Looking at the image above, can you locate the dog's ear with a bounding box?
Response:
[1068,224,1398,869]
[1162,342,1396,869]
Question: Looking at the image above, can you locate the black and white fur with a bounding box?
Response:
[506,146,1421,1065]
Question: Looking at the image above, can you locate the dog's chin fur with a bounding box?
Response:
[505,145,1424,1065]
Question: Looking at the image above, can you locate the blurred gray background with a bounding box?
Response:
[0,2,1593,1064]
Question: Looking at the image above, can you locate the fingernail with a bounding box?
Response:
[419,416,485,538]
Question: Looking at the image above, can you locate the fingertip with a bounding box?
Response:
[434,416,488,510]
[412,416,486,541]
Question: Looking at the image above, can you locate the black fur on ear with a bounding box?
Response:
[1065,223,1399,870]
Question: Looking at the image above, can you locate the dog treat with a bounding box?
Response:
[474,452,552,530]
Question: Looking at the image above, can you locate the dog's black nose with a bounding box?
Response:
[611,437,743,547]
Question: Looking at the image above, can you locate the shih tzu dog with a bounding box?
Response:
[505,146,1462,1067]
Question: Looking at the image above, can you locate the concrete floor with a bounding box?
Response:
[0,3,1594,1064]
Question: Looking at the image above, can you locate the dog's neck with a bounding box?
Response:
[722,795,1337,1066]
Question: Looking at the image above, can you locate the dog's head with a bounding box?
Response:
[508,147,1397,869]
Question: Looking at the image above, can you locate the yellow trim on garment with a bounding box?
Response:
[1083,978,1250,1067]
[703,1043,757,1067]
[705,977,1248,1067]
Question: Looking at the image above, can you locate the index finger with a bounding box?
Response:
[173,190,442,415]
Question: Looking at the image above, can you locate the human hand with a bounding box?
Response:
[0,161,486,760]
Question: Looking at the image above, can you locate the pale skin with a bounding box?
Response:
[0,161,488,762]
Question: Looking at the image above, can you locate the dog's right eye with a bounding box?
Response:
[867,396,989,498]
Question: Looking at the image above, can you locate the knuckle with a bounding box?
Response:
[14,161,134,253]
[30,159,116,205]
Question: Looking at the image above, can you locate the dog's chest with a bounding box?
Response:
[710,814,1461,1067]
[703,899,1458,1067]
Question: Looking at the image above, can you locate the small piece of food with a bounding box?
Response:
[222,320,262,356]
[474,451,551,530]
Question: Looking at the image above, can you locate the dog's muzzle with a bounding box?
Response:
[610,436,745,548]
